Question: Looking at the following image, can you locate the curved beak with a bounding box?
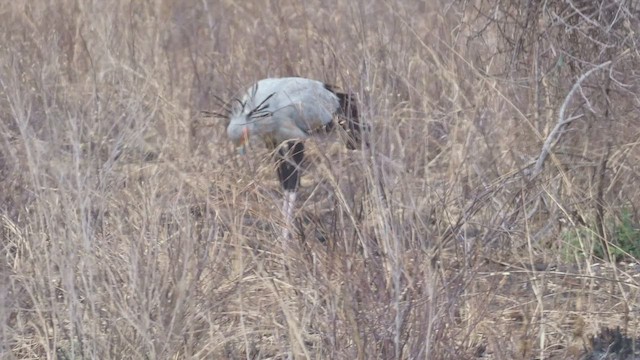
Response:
[236,126,249,155]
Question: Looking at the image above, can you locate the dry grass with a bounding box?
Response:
[1,0,639,359]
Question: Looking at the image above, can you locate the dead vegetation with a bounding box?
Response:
[1,0,639,359]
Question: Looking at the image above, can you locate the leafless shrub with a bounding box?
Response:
[1,0,638,358]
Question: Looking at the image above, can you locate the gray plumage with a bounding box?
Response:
[227,77,341,150]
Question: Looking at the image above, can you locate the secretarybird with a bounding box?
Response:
[225,77,366,238]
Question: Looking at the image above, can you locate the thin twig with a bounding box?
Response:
[530,60,612,180]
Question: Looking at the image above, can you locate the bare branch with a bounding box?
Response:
[530,60,612,180]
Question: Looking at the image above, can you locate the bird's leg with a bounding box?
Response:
[276,141,304,190]
[276,141,305,240]
[282,191,297,239]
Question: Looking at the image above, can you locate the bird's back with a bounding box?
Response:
[246,77,340,133]
[228,77,365,150]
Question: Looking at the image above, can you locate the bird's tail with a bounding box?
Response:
[332,90,369,150]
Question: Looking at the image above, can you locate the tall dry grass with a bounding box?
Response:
[1,0,639,359]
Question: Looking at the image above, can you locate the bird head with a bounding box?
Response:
[226,87,275,155]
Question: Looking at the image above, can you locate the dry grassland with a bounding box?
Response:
[1,1,639,359]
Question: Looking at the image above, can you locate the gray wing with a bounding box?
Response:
[253,78,340,133]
